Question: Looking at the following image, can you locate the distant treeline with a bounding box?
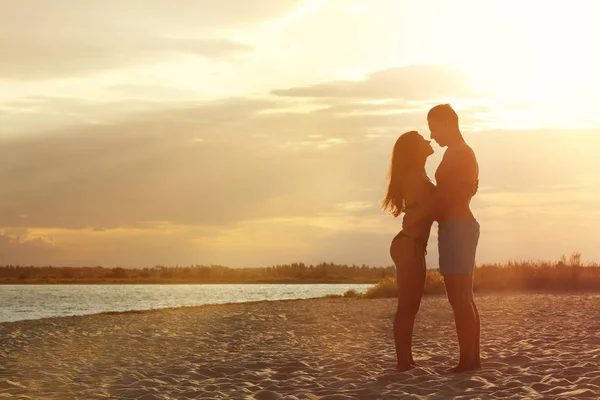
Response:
[0,262,395,284]
[2,253,600,293]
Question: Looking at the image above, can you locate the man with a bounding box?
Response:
[427,104,481,372]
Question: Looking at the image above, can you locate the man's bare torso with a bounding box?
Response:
[434,142,479,222]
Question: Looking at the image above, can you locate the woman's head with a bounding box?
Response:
[391,130,434,165]
[381,131,433,217]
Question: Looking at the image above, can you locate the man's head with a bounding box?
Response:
[427,104,459,147]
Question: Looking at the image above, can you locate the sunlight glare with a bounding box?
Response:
[442,0,600,128]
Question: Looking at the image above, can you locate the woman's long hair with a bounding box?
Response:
[381,131,422,218]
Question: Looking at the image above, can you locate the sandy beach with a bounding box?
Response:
[2,293,600,399]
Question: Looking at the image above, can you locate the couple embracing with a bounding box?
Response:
[382,104,481,373]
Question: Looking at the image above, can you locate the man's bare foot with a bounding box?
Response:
[396,362,415,372]
[449,362,481,373]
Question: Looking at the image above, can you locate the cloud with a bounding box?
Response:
[106,85,202,101]
[0,77,436,231]
[271,65,478,100]
[0,231,64,266]
[0,1,309,32]
[0,0,306,79]
[1,70,598,232]
[1,63,600,266]
[0,36,253,80]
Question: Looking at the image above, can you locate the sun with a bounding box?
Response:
[436,0,600,128]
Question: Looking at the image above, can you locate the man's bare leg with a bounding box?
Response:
[444,274,479,372]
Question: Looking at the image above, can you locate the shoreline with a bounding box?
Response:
[0,297,327,326]
[0,280,382,285]
[4,290,600,326]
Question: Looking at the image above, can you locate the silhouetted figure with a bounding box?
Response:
[382,131,435,372]
[427,104,481,373]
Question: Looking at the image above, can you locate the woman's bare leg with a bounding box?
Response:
[407,249,426,366]
[391,238,425,371]
[470,290,481,367]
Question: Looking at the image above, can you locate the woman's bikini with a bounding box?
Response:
[392,177,436,255]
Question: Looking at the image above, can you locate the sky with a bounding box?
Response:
[1,0,599,268]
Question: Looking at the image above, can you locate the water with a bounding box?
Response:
[0,283,373,323]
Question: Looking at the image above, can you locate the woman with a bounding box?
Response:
[381,130,436,372]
